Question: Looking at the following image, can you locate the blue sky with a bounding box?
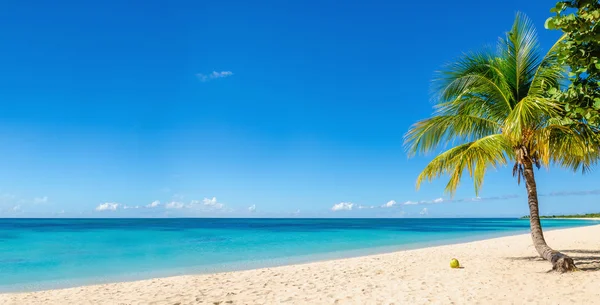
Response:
[0,0,598,218]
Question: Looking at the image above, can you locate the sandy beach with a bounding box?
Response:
[2,223,600,305]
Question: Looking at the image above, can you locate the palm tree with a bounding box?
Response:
[404,13,600,272]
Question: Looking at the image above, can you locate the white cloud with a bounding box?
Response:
[248,204,256,212]
[197,71,234,82]
[33,196,48,204]
[166,201,185,209]
[203,197,224,209]
[381,200,398,208]
[203,197,217,205]
[123,205,140,209]
[12,205,21,211]
[453,194,518,202]
[57,210,65,214]
[146,200,161,208]
[95,202,120,211]
[542,189,600,197]
[162,197,227,211]
[358,205,376,209]
[331,202,354,211]
[292,209,300,215]
[420,208,429,215]
[401,198,444,205]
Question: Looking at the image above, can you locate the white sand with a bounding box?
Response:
[2,223,600,305]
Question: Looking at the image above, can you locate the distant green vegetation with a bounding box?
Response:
[521,213,600,219]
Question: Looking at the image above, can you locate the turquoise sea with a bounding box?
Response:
[0,218,596,292]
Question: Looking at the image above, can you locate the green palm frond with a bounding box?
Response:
[503,96,560,145]
[404,114,501,156]
[434,51,513,119]
[538,121,600,173]
[528,35,566,97]
[416,134,512,196]
[498,12,541,102]
[405,12,599,196]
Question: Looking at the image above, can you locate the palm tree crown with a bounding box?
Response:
[404,13,599,196]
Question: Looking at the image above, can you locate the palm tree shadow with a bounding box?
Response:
[561,249,600,255]
[506,256,544,261]
[506,249,600,271]
[562,249,600,271]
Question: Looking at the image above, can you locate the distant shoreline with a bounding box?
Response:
[547,218,600,220]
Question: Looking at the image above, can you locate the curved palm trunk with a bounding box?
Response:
[522,158,577,272]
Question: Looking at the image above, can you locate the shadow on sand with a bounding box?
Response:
[563,249,600,271]
[506,249,600,271]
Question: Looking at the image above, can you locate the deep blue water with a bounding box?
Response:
[0,218,597,292]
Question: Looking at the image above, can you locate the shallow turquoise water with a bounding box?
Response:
[0,218,596,292]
